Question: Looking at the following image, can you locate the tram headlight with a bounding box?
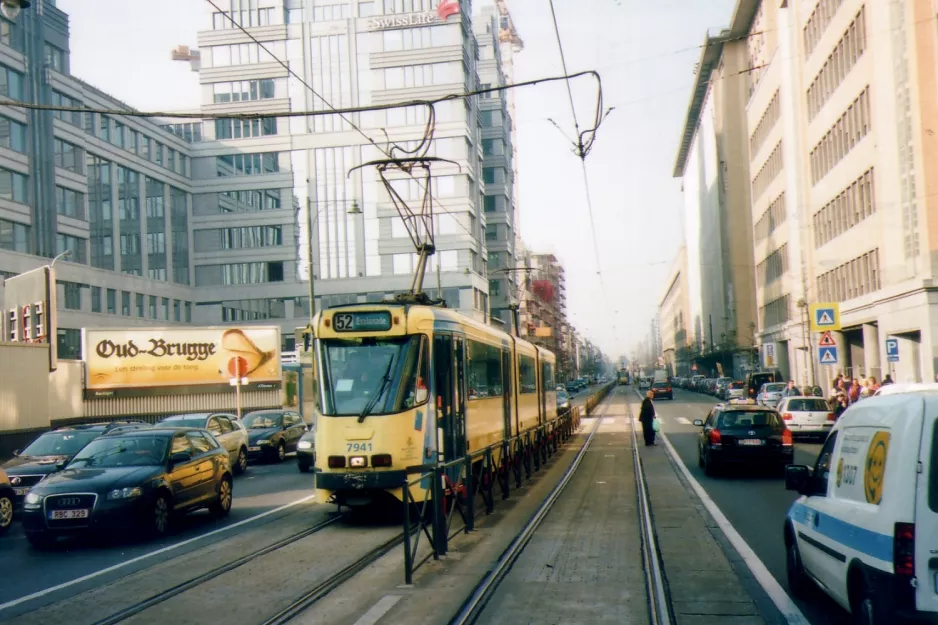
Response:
[349,456,367,468]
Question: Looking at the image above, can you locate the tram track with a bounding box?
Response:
[446,385,674,625]
[90,514,346,625]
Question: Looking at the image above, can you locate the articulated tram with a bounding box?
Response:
[310,302,557,509]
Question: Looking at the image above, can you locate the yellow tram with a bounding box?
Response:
[310,302,557,509]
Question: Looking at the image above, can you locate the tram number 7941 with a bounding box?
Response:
[347,442,374,453]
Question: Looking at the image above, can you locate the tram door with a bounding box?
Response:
[434,334,466,462]
[501,348,513,439]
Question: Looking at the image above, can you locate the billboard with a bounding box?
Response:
[83,326,282,398]
[2,266,57,371]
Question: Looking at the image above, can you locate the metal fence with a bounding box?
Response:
[400,382,615,584]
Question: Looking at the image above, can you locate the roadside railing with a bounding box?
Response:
[401,383,614,584]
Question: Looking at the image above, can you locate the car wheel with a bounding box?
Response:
[785,534,810,598]
[0,492,13,535]
[852,574,891,625]
[151,493,171,537]
[276,441,286,463]
[26,531,55,549]
[210,476,233,517]
[234,447,248,475]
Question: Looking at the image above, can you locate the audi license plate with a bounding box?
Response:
[248,446,260,452]
[13,487,27,496]
[49,509,89,520]
[738,439,763,446]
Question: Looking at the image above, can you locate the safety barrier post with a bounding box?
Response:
[402,480,414,584]
[464,453,474,532]
[431,465,447,557]
[483,447,495,513]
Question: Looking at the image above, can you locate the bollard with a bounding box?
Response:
[402,480,414,584]
[464,454,474,532]
[431,465,447,557]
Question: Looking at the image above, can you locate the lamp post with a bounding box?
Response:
[49,249,71,269]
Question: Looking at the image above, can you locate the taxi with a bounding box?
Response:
[783,391,938,624]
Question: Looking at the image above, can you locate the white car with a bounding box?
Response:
[784,392,938,623]
[776,396,833,440]
[757,382,786,407]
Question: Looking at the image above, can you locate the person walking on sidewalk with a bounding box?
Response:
[639,390,657,446]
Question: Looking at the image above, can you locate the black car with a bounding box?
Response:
[651,381,673,400]
[242,410,307,462]
[0,468,13,535]
[21,427,232,548]
[3,421,148,508]
[693,404,793,476]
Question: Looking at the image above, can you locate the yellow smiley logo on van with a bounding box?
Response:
[864,431,890,505]
[836,457,844,488]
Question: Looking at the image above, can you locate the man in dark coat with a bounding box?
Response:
[639,390,656,446]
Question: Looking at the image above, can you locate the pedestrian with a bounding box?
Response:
[639,390,657,446]
[781,379,801,398]
[882,374,894,385]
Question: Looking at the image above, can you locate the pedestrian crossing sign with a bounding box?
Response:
[818,345,838,365]
[810,302,841,332]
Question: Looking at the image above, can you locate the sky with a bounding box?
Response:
[57,0,737,360]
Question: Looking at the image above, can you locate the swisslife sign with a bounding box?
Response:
[366,0,460,31]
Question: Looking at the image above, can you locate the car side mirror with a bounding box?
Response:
[785,465,812,494]
[692,419,704,427]
[170,451,191,465]
[55,459,68,471]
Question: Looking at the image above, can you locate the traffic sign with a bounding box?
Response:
[810,303,841,332]
[818,345,838,365]
[885,338,899,363]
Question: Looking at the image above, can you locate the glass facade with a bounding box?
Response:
[117,166,141,276]
[88,155,113,270]
[171,186,189,284]
[146,177,166,281]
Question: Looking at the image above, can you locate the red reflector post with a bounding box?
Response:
[327,455,346,468]
[894,522,915,577]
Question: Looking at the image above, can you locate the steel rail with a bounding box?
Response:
[260,532,406,625]
[447,389,612,625]
[91,514,344,625]
[628,390,673,625]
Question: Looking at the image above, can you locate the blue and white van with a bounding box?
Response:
[783,391,938,623]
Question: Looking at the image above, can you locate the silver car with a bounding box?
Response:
[757,382,787,407]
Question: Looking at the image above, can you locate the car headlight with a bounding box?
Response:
[107,487,143,500]
[24,492,42,505]
[256,439,270,445]
[298,441,313,450]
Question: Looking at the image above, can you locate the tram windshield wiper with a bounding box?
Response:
[358,356,395,423]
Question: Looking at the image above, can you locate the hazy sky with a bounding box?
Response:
[57,0,736,359]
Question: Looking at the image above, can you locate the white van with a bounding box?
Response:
[783,392,938,623]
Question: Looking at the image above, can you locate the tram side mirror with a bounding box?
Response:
[415,388,429,404]
[692,419,704,427]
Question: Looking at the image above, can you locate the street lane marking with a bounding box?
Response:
[631,389,809,625]
[350,594,403,625]
[676,417,692,425]
[0,494,318,612]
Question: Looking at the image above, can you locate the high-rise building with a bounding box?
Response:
[474,4,517,328]
[0,2,197,359]
[195,0,491,338]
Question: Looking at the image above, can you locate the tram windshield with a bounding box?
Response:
[320,335,429,416]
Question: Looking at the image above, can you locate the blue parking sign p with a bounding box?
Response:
[886,338,899,362]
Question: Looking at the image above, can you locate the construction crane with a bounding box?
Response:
[171,45,201,72]
[495,0,524,51]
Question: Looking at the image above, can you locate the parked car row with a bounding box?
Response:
[0,408,313,546]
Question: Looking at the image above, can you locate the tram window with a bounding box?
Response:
[467,340,502,400]
[519,354,537,394]
[541,362,555,390]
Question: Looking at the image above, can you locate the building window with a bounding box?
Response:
[173,299,181,322]
[0,167,28,203]
[106,288,116,314]
[216,225,283,249]
[810,86,871,185]
[171,186,189,285]
[0,116,26,153]
[749,90,780,158]
[185,301,192,322]
[56,328,81,360]
[149,295,157,319]
[216,152,279,176]
[760,294,791,329]
[817,249,881,302]
[121,291,131,316]
[91,286,102,313]
[136,293,144,317]
[50,91,83,127]
[216,188,282,213]
[56,233,87,264]
[195,261,285,286]
[55,186,85,219]
[60,281,82,311]
[160,122,203,143]
[0,64,24,99]
[803,0,847,59]
[756,244,789,288]
[162,297,170,320]
[0,218,28,253]
[54,138,83,173]
[751,141,783,202]
[813,168,876,248]
[214,117,278,139]
[44,43,65,71]
[212,78,278,103]
[806,6,867,120]
[0,17,24,51]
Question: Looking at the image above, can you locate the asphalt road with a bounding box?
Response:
[645,388,851,625]
[0,453,318,609]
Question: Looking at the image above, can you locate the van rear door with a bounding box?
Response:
[915,407,938,613]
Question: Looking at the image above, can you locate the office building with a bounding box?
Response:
[0,2,197,359]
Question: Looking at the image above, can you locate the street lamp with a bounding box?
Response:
[49,249,71,268]
[0,0,30,21]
